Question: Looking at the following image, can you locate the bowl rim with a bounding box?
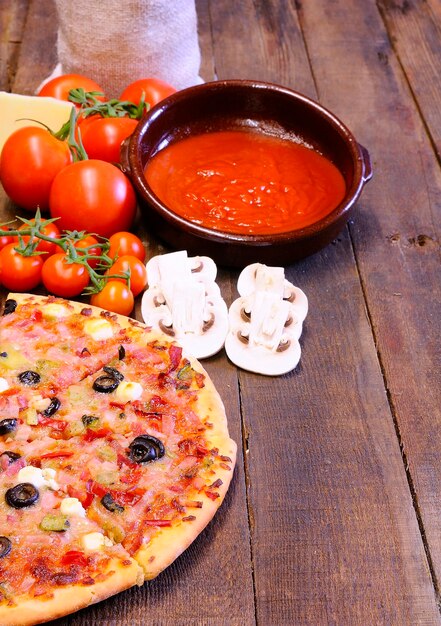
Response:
[127,79,370,246]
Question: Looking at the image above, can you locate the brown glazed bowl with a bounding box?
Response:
[122,80,372,268]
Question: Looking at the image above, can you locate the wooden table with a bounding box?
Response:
[1,0,440,624]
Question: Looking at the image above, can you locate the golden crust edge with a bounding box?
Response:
[0,556,143,626]
[135,437,237,579]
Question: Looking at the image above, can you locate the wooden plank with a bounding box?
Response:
[12,0,58,94]
[296,0,441,620]
[1,1,256,624]
[0,0,29,91]
[377,0,441,156]
[209,0,316,97]
[209,0,441,623]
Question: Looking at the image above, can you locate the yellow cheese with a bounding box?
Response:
[0,91,74,153]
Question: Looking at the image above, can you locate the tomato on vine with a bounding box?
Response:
[90,280,134,316]
[108,232,145,262]
[49,160,137,238]
[81,117,139,163]
[0,244,44,291]
[17,219,62,256]
[41,253,90,297]
[0,127,71,211]
[37,74,105,102]
[0,227,15,252]
[72,235,102,269]
[119,78,176,107]
[106,254,147,297]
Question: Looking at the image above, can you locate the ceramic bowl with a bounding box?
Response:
[121,80,372,268]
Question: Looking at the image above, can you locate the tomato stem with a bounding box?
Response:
[0,209,131,293]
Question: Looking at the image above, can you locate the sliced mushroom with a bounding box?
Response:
[141,250,229,359]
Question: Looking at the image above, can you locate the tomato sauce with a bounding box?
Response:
[145,129,346,235]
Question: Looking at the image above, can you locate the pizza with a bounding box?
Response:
[0,293,236,625]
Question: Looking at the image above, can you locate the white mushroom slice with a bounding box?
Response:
[171,280,206,335]
[248,292,290,351]
[237,262,308,322]
[224,330,301,376]
[146,251,218,292]
[141,251,228,359]
[225,262,308,376]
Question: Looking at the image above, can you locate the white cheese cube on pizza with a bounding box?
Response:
[43,303,70,318]
[84,318,114,341]
[17,466,59,491]
[115,381,143,403]
[0,377,9,392]
[60,497,86,517]
[82,532,113,551]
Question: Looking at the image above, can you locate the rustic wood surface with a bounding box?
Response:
[1,0,440,624]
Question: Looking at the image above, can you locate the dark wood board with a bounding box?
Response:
[298,0,441,607]
[208,0,441,623]
[1,0,441,624]
[0,0,29,92]
[1,1,256,624]
[377,0,441,157]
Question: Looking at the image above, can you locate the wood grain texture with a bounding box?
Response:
[376,0,441,157]
[1,2,256,624]
[208,0,316,97]
[0,0,29,91]
[298,0,441,620]
[208,0,440,623]
[1,0,441,624]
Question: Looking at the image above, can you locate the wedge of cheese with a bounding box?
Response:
[0,91,74,153]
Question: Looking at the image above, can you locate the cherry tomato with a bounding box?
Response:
[119,78,176,108]
[0,244,43,291]
[107,254,147,297]
[37,73,105,102]
[73,235,102,268]
[90,280,134,316]
[108,232,145,262]
[0,127,71,211]
[0,226,15,252]
[17,220,61,256]
[41,253,89,297]
[49,160,137,238]
[81,117,138,163]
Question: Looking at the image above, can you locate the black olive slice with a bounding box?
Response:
[92,375,119,393]
[118,345,126,360]
[101,493,125,513]
[0,536,12,558]
[0,451,21,464]
[18,370,41,386]
[0,351,7,358]
[42,397,61,417]
[103,366,124,382]
[5,483,39,508]
[0,418,17,436]
[128,435,165,464]
[3,299,17,315]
